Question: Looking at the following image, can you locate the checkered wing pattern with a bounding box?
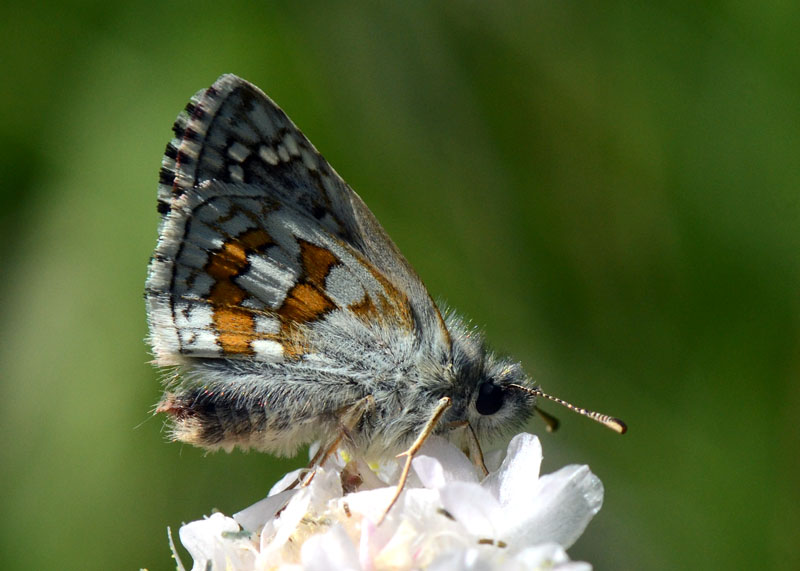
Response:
[146,75,450,365]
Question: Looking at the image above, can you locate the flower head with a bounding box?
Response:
[170,434,603,570]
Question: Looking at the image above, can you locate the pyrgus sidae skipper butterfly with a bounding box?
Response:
[146,75,625,519]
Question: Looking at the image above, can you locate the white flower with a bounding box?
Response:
[169,434,604,570]
[176,512,257,571]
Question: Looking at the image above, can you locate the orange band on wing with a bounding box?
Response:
[277,241,339,357]
[206,229,274,355]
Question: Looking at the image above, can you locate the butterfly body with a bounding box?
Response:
[147,75,536,461]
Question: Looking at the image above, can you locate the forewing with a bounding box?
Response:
[147,75,449,364]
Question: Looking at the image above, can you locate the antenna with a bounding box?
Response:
[509,384,627,434]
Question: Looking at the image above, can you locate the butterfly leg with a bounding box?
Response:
[377,396,452,525]
[292,395,376,488]
[296,434,344,487]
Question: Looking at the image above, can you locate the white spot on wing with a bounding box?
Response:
[251,339,284,361]
[175,303,214,329]
[172,303,220,355]
[283,133,300,157]
[277,144,290,163]
[147,296,182,364]
[181,329,221,354]
[229,164,244,182]
[259,145,280,165]
[227,141,251,162]
[300,148,318,170]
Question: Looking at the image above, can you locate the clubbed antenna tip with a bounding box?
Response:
[510,384,627,434]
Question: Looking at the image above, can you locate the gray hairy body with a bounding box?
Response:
[161,311,536,460]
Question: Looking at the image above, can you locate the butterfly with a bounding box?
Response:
[146,75,625,517]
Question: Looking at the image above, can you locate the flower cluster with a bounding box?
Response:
[171,434,602,570]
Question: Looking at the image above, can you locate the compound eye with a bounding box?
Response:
[476,382,504,415]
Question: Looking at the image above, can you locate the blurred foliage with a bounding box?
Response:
[1,1,798,569]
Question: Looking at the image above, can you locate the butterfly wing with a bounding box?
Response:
[147,75,451,367]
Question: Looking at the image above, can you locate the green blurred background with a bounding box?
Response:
[2,2,798,569]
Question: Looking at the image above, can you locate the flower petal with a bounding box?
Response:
[233,488,296,533]
[179,513,256,571]
[482,433,543,506]
[301,524,361,571]
[439,482,502,538]
[506,464,604,548]
[268,467,305,496]
[413,455,447,489]
[415,436,481,487]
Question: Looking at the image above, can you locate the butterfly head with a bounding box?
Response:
[443,313,537,442]
[444,312,626,441]
[464,358,539,443]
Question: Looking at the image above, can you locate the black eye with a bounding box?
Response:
[476,382,504,415]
